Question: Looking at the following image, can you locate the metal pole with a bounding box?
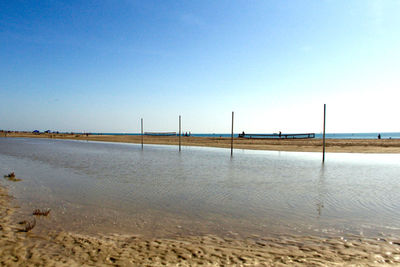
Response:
[322,104,326,163]
[141,118,143,150]
[179,115,181,152]
[231,111,234,157]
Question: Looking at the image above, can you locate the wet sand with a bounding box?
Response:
[2,183,400,266]
[3,132,400,153]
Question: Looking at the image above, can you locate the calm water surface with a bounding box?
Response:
[1,137,400,238]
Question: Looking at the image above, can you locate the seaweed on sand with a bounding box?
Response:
[3,172,22,182]
[17,218,36,232]
[33,209,51,216]
[5,172,15,178]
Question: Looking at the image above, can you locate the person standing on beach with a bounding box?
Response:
[378,134,381,139]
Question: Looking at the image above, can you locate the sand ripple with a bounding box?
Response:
[2,185,400,266]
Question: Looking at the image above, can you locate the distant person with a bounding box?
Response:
[279,131,282,138]
[378,134,381,139]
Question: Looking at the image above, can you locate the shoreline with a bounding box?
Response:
[3,132,400,153]
[2,182,400,265]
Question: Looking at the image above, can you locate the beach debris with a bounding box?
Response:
[3,172,22,182]
[17,218,36,232]
[33,208,51,216]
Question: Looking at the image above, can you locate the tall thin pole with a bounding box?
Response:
[231,111,234,157]
[179,115,181,152]
[141,118,143,150]
[322,104,326,163]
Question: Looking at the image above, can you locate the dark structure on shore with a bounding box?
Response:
[238,133,315,139]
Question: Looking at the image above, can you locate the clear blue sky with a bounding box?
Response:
[1,0,399,133]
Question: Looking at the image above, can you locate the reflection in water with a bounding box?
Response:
[0,138,400,239]
[316,164,325,217]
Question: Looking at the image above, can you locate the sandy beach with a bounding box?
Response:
[3,132,400,153]
[3,0,400,265]
[2,182,400,266]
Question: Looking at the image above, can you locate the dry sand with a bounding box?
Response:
[3,132,400,153]
[2,183,400,266]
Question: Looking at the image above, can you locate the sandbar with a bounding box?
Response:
[3,132,400,153]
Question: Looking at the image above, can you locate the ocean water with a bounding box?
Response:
[1,138,400,239]
[91,132,400,139]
